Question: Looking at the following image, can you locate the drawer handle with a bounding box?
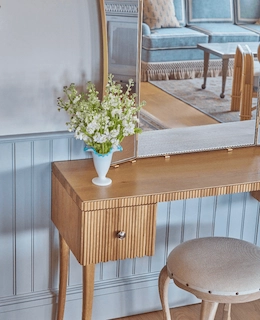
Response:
[117,231,126,240]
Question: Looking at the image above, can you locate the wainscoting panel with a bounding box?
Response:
[1,133,260,320]
[0,142,14,299]
[15,141,35,295]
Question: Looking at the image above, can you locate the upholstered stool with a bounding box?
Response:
[159,237,260,320]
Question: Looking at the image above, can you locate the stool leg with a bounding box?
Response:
[222,303,231,320]
[200,300,218,320]
[158,265,171,320]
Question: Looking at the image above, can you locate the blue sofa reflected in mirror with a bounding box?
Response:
[141,0,260,81]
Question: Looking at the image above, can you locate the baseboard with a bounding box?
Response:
[0,272,198,320]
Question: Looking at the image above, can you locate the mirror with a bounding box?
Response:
[103,0,260,159]
[102,0,141,163]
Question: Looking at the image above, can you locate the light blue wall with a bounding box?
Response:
[0,0,102,136]
[1,1,260,320]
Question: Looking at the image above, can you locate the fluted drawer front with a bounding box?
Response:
[83,205,157,265]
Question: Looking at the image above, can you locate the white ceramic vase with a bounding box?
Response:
[84,145,122,186]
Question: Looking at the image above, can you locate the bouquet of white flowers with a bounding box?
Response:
[57,74,145,155]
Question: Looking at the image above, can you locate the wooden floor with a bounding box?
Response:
[113,301,260,319]
[140,81,218,128]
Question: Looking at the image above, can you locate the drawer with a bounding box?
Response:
[82,204,157,265]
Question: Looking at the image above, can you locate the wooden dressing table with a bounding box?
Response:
[51,146,260,320]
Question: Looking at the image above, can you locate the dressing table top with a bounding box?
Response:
[52,146,260,211]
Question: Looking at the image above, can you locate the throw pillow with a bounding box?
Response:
[143,0,180,29]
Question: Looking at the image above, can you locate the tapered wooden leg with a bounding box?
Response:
[222,303,231,320]
[158,265,171,320]
[200,300,219,320]
[202,52,210,89]
[57,234,70,320]
[220,58,229,98]
[82,264,95,320]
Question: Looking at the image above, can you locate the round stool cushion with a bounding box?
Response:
[167,237,260,296]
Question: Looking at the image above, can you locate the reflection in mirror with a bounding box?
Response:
[104,0,259,159]
[99,0,108,98]
[103,0,142,163]
[105,0,141,94]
